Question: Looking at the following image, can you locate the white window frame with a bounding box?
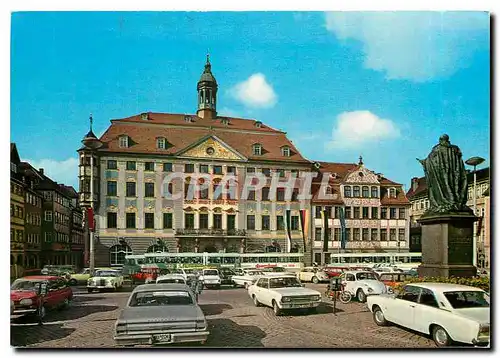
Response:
[157,137,166,149]
[281,146,290,157]
[253,144,262,156]
[119,135,129,148]
[109,244,133,266]
[44,211,53,222]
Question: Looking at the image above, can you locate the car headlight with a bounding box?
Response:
[387,287,394,294]
[478,324,490,338]
[312,295,321,301]
[115,323,127,334]
[196,320,207,330]
[20,298,33,306]
[88,279,94,285]
[367,287,374,293]
[281,296,291,302]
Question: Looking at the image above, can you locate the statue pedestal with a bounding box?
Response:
[417,213,477,278]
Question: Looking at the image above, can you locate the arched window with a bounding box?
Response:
[362,186,369,198]
[325,186,333,195]
[371,186,378,198]
[147,245,168,253]
[389,188,397,198]
[344,186,351,198]
[353,186,360,198]
[109,244,133,266]
[281,146,291,157]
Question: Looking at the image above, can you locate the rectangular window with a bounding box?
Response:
[45,232,52,242]
[381,207,387,219]
[144,213,154,229]
[126,161,136,171]
[247,215,255,230]
[334,228,340,241]
[399,208,406,219]
[213,166,223,175]
[291,189,299,201]
[185,213,195,229]
[315,206,322,218]
[246,167,255,173]
[362,228,369,241]
[261,215,270,230]
[390,208,397,219]
[107,160,117,169]
[163,213,173,229]
[371,228,379,241]
[247,189,255,201]
[276,216,285,230]
[199,213,209,229]
[325,206,332,218]
[159,163,171,172]
[199,164,209,173]
[261,187,270,201]
[398,229,405,241]
[213,183,222,200]
[291,216,299,230]
[126,213,136,229]
[345,228,351,241]
[371,207,379,219]
[107,181,117,196]
[353,228,361,241]
[345,206,352,219]
[371,187,378,198]
[144,162,155,172]
[353,207,360,219]
[107,212,117,228]
[227,215,236,230]
[362,207,369,219]
[390,229,397,241]
[277,188,285,202]
[315,227,322,241]
[185,164,195,173]
[199,187,209,199]
[227,166,236,174]
[145,183,155,197]
[45,211,53,222]
[126,182,136,197]
[380,229,387,241]
[213,214,222,229]
[277,169,285,178]
[353,186,360,197]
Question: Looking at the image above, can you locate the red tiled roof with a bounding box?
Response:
[406,177,428,199]
[97,113,309,163]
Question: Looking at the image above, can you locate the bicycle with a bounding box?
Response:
[325,283,352,304]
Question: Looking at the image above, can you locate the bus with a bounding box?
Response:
[240,253,304,272]
[329,252,421,270]
[141,252,241,270]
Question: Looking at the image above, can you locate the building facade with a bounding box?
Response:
[310,159,411,266]
[406,167,490,268]
[11,144,25,279]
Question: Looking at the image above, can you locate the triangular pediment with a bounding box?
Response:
[344,166,380,184]
[176,135,247,161]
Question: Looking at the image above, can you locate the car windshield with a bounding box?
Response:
[170,270,184,275]
[130,290,193,306]
[184,269,194,274]
[78,269,89,274]
[444,291,490,309]
[248,271,263,276]
[203,270,218,276]
[269,277,302,288]
[356,272,379,280]
[157,279,186,284]
[94,270,119,277]
[11,279,43,291]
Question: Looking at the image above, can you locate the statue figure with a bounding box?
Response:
[417,134,471,215]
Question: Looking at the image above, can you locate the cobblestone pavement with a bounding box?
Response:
[11,283,438,349]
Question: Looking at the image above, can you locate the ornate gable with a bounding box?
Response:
[177,135,246,161]
[344,166,380,184]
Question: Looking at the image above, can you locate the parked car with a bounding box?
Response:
[11,275,73,322]
[340,271,388,303]
[297,267,330,284]
[378,273,416,291]
[367,283,490,347]
[87,269,124,293]
[169,268,197,282]
[114,283,209,346]
[218,268,236,286]
[41,265,77,281]
[248,275,322,316]
[232,269,265,288]
[156,274,187,285]
[68,267,114,286]
[198,269,221,289]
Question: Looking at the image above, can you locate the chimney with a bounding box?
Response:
[39,168,44,175]
[411,177,419,191]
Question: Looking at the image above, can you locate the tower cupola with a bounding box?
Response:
[197,54,218,119]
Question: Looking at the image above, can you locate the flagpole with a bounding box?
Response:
[89,154,95,273]
[338,207,341,254]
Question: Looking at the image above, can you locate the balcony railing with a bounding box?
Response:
[175,228,246,237]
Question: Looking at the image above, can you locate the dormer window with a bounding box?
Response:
[389,187,397,198]
[141,113,149,121]
[157,137,166,150]
[119,135,129,148]
[11,163,17,173]
[184,115,192,122]
[325,186,333,195]
[221,118,229,125]
[255,121,262,128]
[252,143,262,156]
[281,146,291,157]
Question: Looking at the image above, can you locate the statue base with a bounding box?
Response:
[417,213,477,278]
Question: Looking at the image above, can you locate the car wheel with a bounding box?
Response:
[432,325,452,347]
[69,279,77,286]
[312,276,319,284]
[60,298,70,310]
[357,289,367,303]
[253,295,261,307]
[272,300,282,316]
[244,283,249,289]
[87,288,93,293]
[372,306,389,326]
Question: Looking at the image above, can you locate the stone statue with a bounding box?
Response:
[417,134,471,215]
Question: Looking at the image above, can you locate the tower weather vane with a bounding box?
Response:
[89,113,93,132]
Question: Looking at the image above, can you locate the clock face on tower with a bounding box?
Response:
[206,147,215,155]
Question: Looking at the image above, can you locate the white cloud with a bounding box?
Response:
[327,110,400,149]
[325,12,489,82]
[26,157,79,188]
[230,73,277,108]
[218,107,242,118]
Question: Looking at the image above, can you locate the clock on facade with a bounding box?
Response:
[206,147,215,155]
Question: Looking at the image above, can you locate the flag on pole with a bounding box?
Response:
[285,209,292,253]
[87,207,95,232]
[299,209,308,250]
[339,206,347,250]
[322,209,329,252]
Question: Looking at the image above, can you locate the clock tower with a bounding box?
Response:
[197,54,218,119]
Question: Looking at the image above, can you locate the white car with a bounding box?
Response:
[297,267,330,283]
[367,283,490,347]
[248,275,322,316]
[232,269,265,288]
[340,271,388,303]
[156,274,187,285]
[198,269,221,289]
[169,268,197,282]
[87,269,124,292]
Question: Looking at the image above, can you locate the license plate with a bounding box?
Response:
[292,303,312,308]
[153,334,171,343]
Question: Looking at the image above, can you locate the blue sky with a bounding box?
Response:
[11,11,490,189]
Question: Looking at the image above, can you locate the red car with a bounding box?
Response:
[11,275,73,322]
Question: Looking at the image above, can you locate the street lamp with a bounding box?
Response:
[81,114,103,273]
[465,156,485,268]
